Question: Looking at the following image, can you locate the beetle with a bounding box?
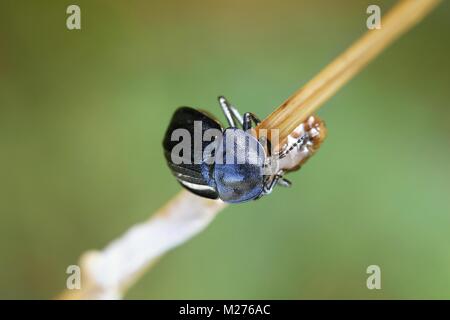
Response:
[162,96,326,203]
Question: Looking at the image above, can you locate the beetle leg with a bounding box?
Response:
[263,171,286,194]
[263,176,278,194]
[243,112,261,131]
[277,177,292,188]
[218,96,243,128]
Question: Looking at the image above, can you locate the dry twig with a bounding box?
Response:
[256,0,442,146]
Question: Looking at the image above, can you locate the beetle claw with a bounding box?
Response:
[278,178,292,188]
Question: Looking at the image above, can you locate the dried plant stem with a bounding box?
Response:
[60,0,440,299]
[59,191,225,299]
[256,0,441,146]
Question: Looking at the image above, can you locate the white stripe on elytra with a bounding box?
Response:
[179,180,215,192]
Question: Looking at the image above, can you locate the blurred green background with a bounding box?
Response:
[1,0,449,299]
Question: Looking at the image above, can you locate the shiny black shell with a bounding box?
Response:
[163,107,222,199]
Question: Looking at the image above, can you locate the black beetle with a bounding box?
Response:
[162,96,292,203]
